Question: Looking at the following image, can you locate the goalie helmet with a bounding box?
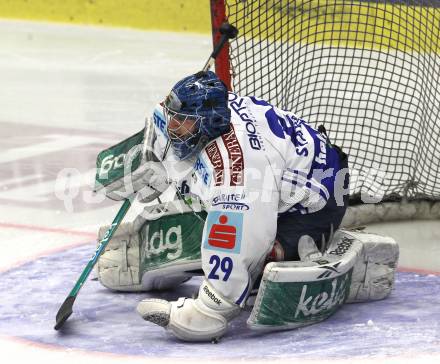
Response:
[163,71,231,160]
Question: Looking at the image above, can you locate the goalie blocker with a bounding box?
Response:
[96,200,398,336]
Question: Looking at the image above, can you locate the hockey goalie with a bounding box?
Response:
[94,71,399,342]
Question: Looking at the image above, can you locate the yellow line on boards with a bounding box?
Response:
[0,0,211,34]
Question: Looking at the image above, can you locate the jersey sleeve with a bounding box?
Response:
[242,95,332,215]
[269,106,337,214]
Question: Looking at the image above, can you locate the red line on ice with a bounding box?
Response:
[0,222,97,273]
[398,266,440,276]
[0,222,96,238]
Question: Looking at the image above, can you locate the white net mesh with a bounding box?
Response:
[221,0,440,205]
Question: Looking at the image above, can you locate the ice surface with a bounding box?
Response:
[0,244,439,360]
[0,19,439,364]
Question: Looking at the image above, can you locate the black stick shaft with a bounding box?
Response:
[202,23,238,72]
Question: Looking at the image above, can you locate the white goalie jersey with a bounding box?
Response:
[151,92,347,305]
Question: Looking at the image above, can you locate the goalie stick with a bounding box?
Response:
[54,22,238,331]
[54,197,132,330]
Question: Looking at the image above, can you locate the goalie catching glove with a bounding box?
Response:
[94,118,170,203]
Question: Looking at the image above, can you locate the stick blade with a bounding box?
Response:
[54,296,76,330]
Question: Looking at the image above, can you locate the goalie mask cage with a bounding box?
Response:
[210,0,440,223]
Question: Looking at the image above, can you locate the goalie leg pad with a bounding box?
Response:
[342,230,399,303]
[247,239,363,331]
[96,200,205,292]
[247,229,399,331]
[96,222,144,291]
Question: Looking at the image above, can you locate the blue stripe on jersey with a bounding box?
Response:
[249,95,345,208]
[289,202,309,215]
[302,123,342,196]
[282,169,330,201]
[235,280,250,305]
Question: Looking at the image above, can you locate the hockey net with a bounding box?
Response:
[210,0,440,223]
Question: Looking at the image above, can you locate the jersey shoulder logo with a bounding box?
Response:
[221,124,245,186]
[205,141,225,186]
[153,109,167,137]
[193,155,212,186]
